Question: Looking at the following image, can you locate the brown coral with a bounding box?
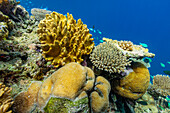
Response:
[103,37,155,58]
[13,62,95,112]
[90,41,131,74]
[12,81,42,113]
[111,62,150,100]
[90,76,111,113]
[37,12,94,68]
[152,75,170,96]
[0,82,14,113]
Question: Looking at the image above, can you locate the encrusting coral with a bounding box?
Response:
[37,12,94,68]
[111,62,150,100]
[90,41,131,74]
[0,82,14,113]
[103,37,155,58]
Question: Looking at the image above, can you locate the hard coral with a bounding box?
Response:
[37,62,95,109]
[90,76,111,113]
[90,41,131,74]
[152,75,170,96]
[112,62,150,100]
[37,12,94,68]
[13,62,95,112]
[0,82,14,113]
[103,37,155,58]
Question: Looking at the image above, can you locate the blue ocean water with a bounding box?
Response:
[20,0,170,75]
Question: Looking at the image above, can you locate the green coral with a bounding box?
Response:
[44,97,89,113]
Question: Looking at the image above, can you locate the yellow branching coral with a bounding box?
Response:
[103,37,155,58]
[0,83,14,113]
[152,75,170,96]
[37,12,94,67]
[90,41,131,73]
[118,40,133,51]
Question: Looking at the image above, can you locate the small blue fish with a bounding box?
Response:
[139,42,148,48]
[93,29,96,33]
[29,1,32,3]
[89,28,93,31]
[167,62,170,64]
[99,40,104,43]
[160,63,165,68]
[97,29,102,34]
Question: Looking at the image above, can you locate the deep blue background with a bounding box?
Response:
[20,0,170,75]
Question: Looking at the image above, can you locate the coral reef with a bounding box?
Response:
[111,62,150,100]
[31,8,52,21]
[90,41,131,74]
[0,0,29,21]
[90,76,111,113]
[37,12,94,68]
[0,82,14,113]
[103,37,155,58]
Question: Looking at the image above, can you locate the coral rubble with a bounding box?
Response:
[37,12,94,68]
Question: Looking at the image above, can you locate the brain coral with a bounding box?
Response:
[103,37,155,58]
[0,82,14,113]
[111,62,150,100]
[37,12,94,68]
[90,41,131,74]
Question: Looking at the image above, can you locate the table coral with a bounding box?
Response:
[37,12,94,68]
[90,41,131,74]
[112,62,150,100]
[103,37,155,58]
[0,82,14,113]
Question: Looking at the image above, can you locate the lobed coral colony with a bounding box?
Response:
[0,1,169,113]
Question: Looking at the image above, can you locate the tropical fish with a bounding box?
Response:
[163,70,170,75]
[160,63,165,68]
[143,57,152,63]
[99,40,104,43]
[139,42,148,48]
[167,62,170,64]
[93,29,96,33]
[89,28,93,31]
[97,29,102,34]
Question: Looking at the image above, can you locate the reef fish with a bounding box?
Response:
[160,63,165,68]
[167,62,170,64]
[139,42,148,48]
[163,70,170,75]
